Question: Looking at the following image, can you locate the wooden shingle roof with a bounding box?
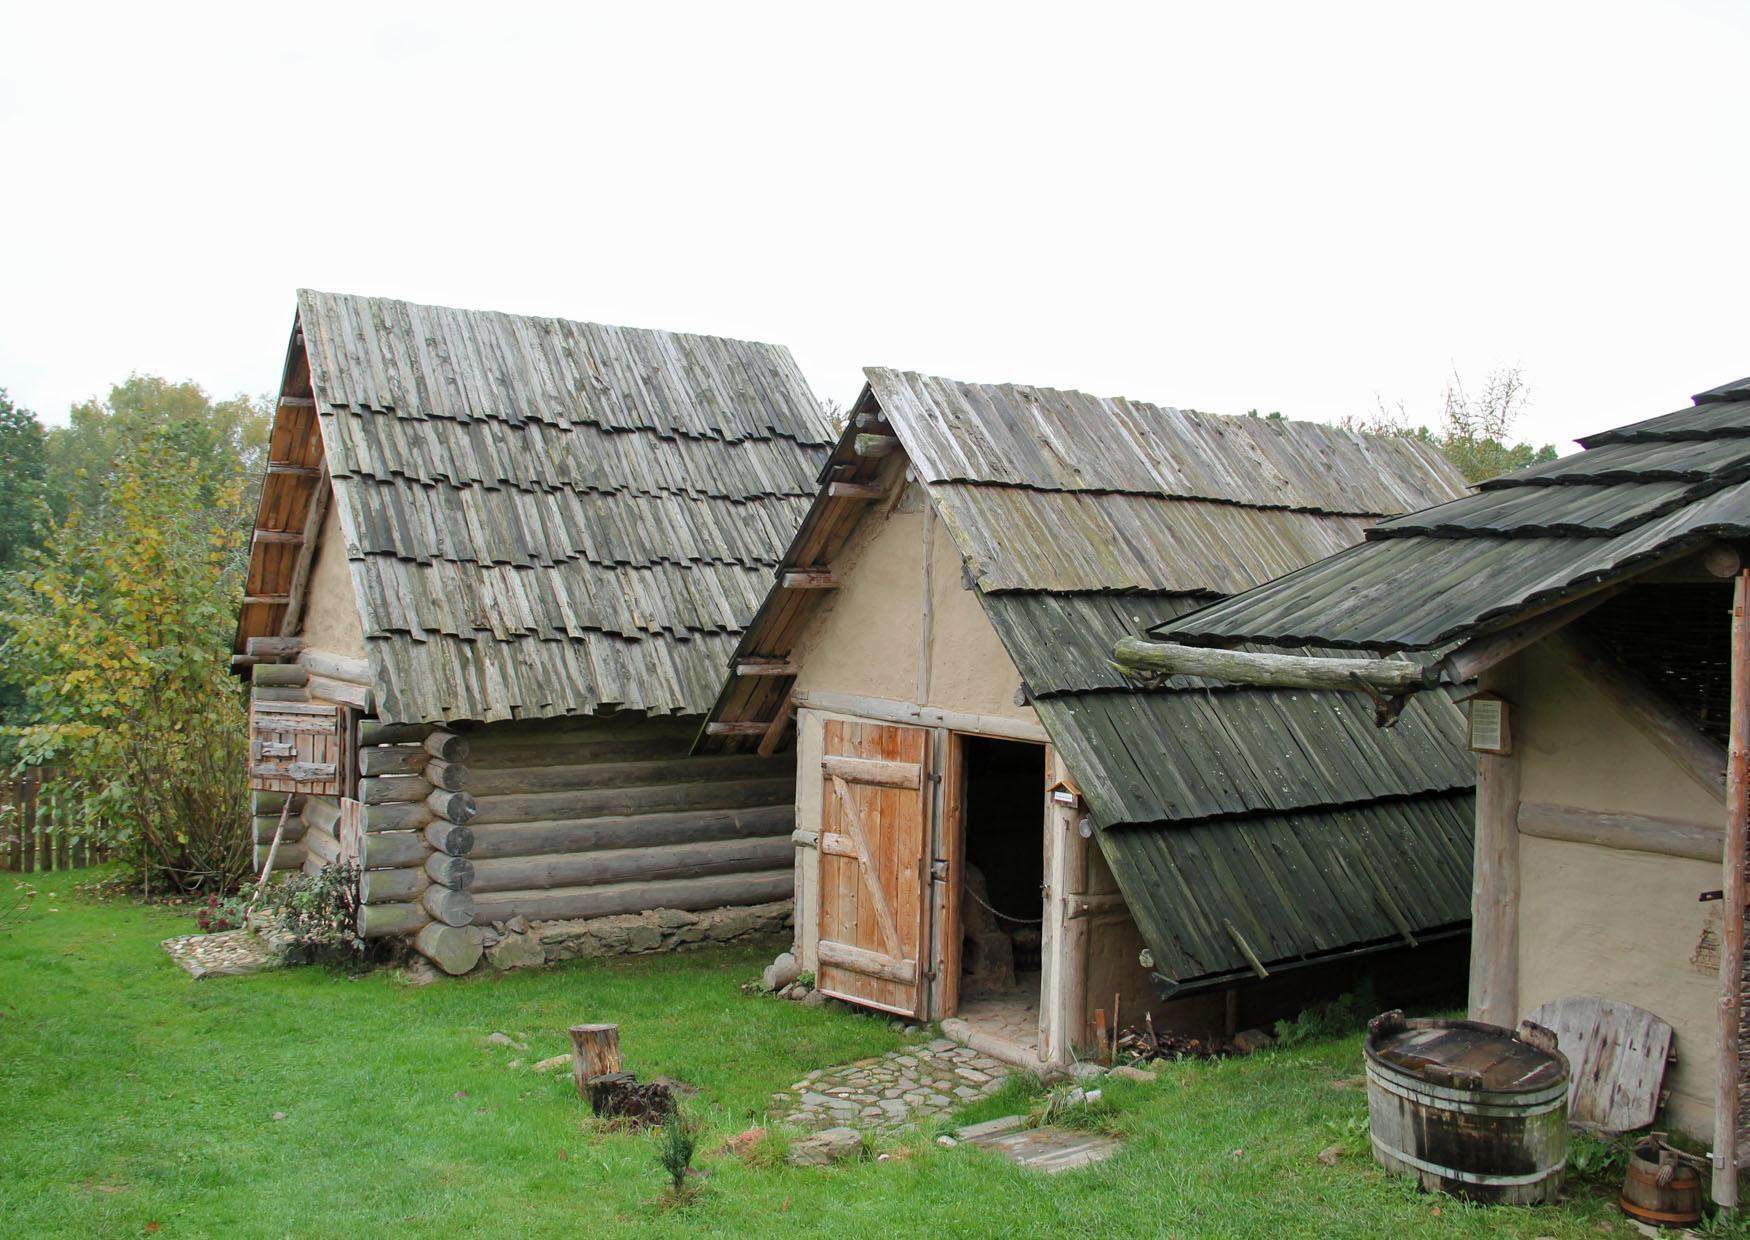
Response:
[236,290,832,724]
[703,367,1477,989]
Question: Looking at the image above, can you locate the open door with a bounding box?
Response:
[815,719,931,1018]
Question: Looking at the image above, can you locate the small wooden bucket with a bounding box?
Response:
[1620,1138,1703,1229]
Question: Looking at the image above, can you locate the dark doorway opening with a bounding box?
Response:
[958,736,1046,1000]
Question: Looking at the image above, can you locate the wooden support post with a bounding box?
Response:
[1469,665,1522,1029]
[568,1023,623,1100]
[1039,745,1089,1065]
[1716,569,1750,1208]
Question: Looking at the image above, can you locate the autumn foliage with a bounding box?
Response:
[0,434,252,891]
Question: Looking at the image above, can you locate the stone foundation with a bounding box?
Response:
[481,899,793,971]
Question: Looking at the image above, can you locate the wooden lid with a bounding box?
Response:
[1369,1019,1567,1092]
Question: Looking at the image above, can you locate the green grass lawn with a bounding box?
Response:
[0,870,1651,1238]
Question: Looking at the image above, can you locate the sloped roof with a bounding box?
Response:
[704,368,1477,989]
[1157,382,1750,652]
[237,290,832,724]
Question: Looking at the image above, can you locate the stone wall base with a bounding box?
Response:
[481,900,794,971]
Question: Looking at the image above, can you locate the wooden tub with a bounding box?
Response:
[1364,1011,1570,1205]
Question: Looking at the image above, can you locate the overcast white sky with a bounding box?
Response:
[3,2,1747,448]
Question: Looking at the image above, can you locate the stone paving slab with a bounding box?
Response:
[161,929,280,979]
[967,1124,1121,1173]
[770,1037,1013,1132]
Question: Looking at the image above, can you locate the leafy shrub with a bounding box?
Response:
[1566,1131,1630,1187]
[1272,980,1377,1047]
[0,437,251,894]
[195,892,250,934]
[260,863,365,965]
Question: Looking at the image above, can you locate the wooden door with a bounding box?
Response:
[815,719,931,1018]
[249,700,341,796]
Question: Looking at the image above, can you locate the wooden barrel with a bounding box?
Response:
[1363,1011,1569,1205]
[1620,1139,1703,1228]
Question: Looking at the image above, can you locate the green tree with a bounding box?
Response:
[0,389,50,573]
[46,374,270,530]
[0,428,250,891]
[1346,365,1557,484]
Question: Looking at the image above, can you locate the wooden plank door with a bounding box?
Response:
[815,719,931,1018]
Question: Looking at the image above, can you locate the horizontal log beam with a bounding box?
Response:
[360,775,430,805]
[362,800,434,833]
[307,674,371,712]
[359,901,429,938]
[277,395,316,410]
[780,570,838,590]
[735,659,799,677]
[467,835,796,894]
[467,803,795,861]
[413,922,481,974]
[1111,637,1436,695]
[358,829,429,870]
[819,754,920,790]
[299,650,372,686]
[424,853,476,889]
[425,820,475,856]
[253,840,305,871]
[358,720,431,747]
[467,752,783,798]
[251,685,309,703]
[826,481,884,499]
[818,938,916,986]
[468,869,793,925]
[853,433,900,458]
[303,825,341,867]
[246,636,306,658]
[360,867,430,904]
[357,746,430,778]
[470,776,794,826]
[792,691,1050,744]
[424,730,469,762]
[706,722,767,737]
[243,594,292,606]
[1517,801,1723,862]
[422,883,476,927]
[427,789,478,825]
[251,662,309,688]
[266,463,321,478]
[252,814,306,845]
[300,795,340,835]
[425,759,468,792]
[251,530,304,546]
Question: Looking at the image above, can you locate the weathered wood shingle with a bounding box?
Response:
[295,290,832,724]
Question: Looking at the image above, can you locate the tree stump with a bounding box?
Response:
[569,1023,622,1101]
[586,1072,676,1125]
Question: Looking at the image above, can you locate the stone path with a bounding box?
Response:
[161,929,281,979]
[770,1037,1012,1131]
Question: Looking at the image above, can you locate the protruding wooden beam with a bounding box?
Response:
[248,637,306,659]
[1112,637,1434,695]
[277,396,316,410]
[780,570,838,590]
[827,481,884,500]
[735,659,799,677]
[854,433,901,458]
[266,463,321,478]
[252,530,305,545]
[706,721,767,737]
[252,662,309,688]
[243,594,293,606]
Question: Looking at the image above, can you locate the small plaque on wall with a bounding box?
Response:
[1469,695,1511,755]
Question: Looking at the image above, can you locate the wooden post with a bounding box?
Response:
[1468,664,1522,1028]
[1039,746,1089,1065]
[1715,569,1750,1208]
[569,1023,623,1100]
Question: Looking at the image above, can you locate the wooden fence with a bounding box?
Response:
[1,771,111,873]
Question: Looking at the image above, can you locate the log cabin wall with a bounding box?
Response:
[448,713,795,925]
